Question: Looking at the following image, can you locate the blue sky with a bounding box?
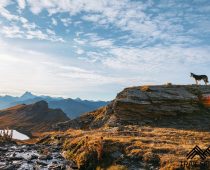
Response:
[0,0,210,100]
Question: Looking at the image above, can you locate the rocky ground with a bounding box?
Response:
[0,143,78,170]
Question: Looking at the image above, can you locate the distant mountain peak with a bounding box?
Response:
[20,91,36,100]
[75,97,82,101]
[22,91,33,96]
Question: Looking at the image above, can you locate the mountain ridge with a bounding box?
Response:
[0,100,69,136]
[0,92,109,118]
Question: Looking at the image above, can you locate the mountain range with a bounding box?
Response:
[0,92,109,118]
[0,100,69,136]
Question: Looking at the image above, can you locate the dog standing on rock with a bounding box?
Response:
[191,73,209,85]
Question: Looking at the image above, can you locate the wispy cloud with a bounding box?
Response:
[0,41,108,98]
[0,0,210,99]
[0,2,64,42]
[61,18,71,27]
[17,0,26,9]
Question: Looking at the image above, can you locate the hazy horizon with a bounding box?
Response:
[0,0,210,100]
[0,90,111,101]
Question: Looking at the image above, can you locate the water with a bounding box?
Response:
[0,130,29,140]
[0,144,74,169]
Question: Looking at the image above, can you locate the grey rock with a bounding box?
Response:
[30,154,38,160]
[0,147,8,152]
[0,164,16,170]
[39,154,53,160]
[111,151,123,159]
[36,160,48,166]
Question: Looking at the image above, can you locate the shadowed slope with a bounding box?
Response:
[0,100,69,135]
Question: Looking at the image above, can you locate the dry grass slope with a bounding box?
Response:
[32,125,210,170]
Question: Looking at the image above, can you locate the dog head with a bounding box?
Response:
[190,73,194,77]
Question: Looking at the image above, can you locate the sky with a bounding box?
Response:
[0,0,210,100]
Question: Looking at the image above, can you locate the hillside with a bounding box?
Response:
[56,85,210,131]
[44,85,210,169]
[0,101,69,136]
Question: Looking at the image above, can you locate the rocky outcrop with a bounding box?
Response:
[57,85,210,130]
[0,101,69,135]
[112,85,201,119]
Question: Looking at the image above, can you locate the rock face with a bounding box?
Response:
[112,85,200,119]
[57,85,210,130]
[0,101,69,135]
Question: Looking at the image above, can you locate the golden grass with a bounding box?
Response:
[103,165,128,170]
[140,85,150,92]
[34,126,210,169]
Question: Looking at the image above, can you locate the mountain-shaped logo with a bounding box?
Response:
[186,145,210,160]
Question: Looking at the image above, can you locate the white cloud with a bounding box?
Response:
[26,30,48,40]
[17,0,26,9]
[83,33,114,48]
[82,14,102,22]
[26,0,44,14]
[0,24,64,42]
[76,32,83,37]
[61,18,71,27]
[0,40,141,99]
[0,0,11,8]
[0,7,19,20]
[2,25,23,38]
[73,38,86,45]
[76,48,84,55]
[1,0,208,46]
[22,22,36,30]
[24,0,155,37]
[90,39,113,48]
[51,18,57,26]
[26,29,64,42]
[46,28,55,35]
[0,1,65,42]
[0,7,64,42]
[21,0,209,46]
[0,0,210,99]
[102,45,210,72]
